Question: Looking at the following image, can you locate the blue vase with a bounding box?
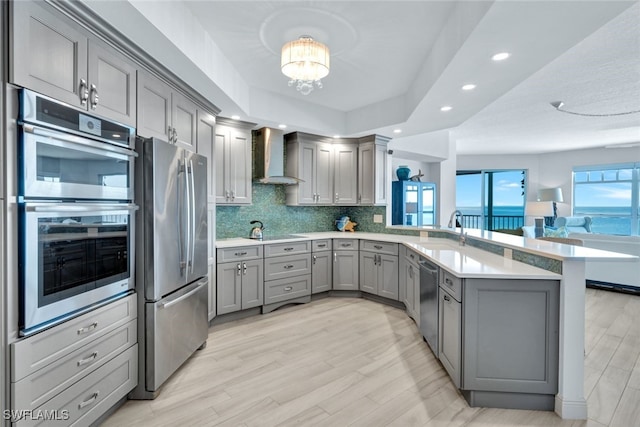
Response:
[396,165,411,181]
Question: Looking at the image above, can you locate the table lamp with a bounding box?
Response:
[537,188,564,226]
[525,201,553,237]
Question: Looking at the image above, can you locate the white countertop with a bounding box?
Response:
[217,229,637,279]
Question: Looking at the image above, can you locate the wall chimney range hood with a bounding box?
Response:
[253,127,303,185]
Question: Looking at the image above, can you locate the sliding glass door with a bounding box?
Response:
[456,170,526,231]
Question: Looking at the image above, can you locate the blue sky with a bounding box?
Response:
[456,171,525,208]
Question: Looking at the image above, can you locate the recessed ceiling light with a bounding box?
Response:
[491,52,510,61]
[278,124,287,129]
[440,106,452,112]
[393,129,402,134]
[231,115,240,120]
[461,84,476,91]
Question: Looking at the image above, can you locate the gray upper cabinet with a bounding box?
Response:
[357,136,390,205]
[333,143,358,205]
[215,118,253,205]
[196,111,217,204]
[11,1,137,126]
[137,70,197,150]
[285,139,333,205]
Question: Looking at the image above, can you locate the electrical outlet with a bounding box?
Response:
[373,214,383,223]
[504,248,513,259]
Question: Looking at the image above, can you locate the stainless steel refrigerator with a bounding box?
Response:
[131,137,209,399]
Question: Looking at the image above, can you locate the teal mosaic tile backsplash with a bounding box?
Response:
[216,185,404,238]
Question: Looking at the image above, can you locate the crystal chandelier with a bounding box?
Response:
[281,36,330,95]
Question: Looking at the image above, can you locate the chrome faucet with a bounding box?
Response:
[447,210,466,246]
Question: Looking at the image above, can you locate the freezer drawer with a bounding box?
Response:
[145,278,208,392]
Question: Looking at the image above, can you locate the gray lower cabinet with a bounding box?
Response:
[10,294,138,426]
[439,286,462,388]
[216,259,263,314]
[401,250,420,323]
[263,241,312,308]
[311,240,332,293]
[333,239,359,290]
[463,279,559,397]
[359,240,399,300]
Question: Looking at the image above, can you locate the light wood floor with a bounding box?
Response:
[103,288,640,426]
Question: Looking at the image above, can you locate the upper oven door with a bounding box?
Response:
[19,124,136,201]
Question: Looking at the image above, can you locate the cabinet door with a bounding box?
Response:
[12,0,88,108]
[197,111,217,204]
[311,252,332,293]
[297,142,317,204]
[439,288,462,388]
[87,41,137,126]
[359,252,378,294]
[411,264,420,326]
[172,91,198,152]
[333,144,358,205]
[316,143,334,204]
[378,254,399,300]
[398,257,407,305]
[136,70,171,141]
[333,251,359,290]
[358,142,374,205]
[227,127,252,204]
[216,262,241,314]
[215,127,230,204]
[374,143,389,205]
[241,259,263,309]
[208,264,216,321]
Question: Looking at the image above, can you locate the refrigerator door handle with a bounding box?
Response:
[184,156,192,273]
[159,280,207,309]
[188,158,196,275]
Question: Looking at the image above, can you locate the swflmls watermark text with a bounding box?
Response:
[2,409,70,422]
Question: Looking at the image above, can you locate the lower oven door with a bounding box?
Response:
[20,202,137,335]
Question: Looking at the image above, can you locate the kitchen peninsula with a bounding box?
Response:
[216,228,637,420]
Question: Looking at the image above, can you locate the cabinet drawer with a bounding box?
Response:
[264,275,311,305]
[12,293,136,382]
[312,239,332,252]
[217,245,263,262]
[333,239,358,251]
[441,270,462,302]
[12,320,136,411]
[14,344,137,427]
[360,240,398,255]
[264,254,311,282]
[264,241,310,257]
[405,249,420,267]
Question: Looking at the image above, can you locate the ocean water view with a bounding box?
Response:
[456,206,636,235]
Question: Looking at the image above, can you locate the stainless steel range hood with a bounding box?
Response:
[253,127,303,185]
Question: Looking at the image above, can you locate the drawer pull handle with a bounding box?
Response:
[374,245,383,249]
[283,264,294,270]
[243,263,248,275]
[317,244,326,248]
[78,391,100,409]
[284,286,293,292]
[444,294,451,302]
[237,263,242,276]
[445,278,453,286]
[409,254,415,259]
[235,251,247,256]
[284,247,294,251]
[77,322,98,335]
[313,255,317,264]
[77,351,99,367]
[341,243,351,247]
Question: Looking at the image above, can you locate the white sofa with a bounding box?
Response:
[570,233,640,289]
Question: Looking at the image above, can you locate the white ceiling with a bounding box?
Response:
[88,0,640,156]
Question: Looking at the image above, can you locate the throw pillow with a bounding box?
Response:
[544,226,569,238]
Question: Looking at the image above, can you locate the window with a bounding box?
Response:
[573,163,639,235]
[456,170,526,231]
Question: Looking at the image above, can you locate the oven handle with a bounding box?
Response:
[25,203,139,213]
[21,123,138,157]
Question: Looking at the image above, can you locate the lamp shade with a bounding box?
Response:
[525,201,553,217]
[537,187,564,202]
[281,36,330,82]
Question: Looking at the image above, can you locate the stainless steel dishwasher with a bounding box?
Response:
[419,257,439,355]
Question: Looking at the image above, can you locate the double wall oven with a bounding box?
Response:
[17,89,137,335]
